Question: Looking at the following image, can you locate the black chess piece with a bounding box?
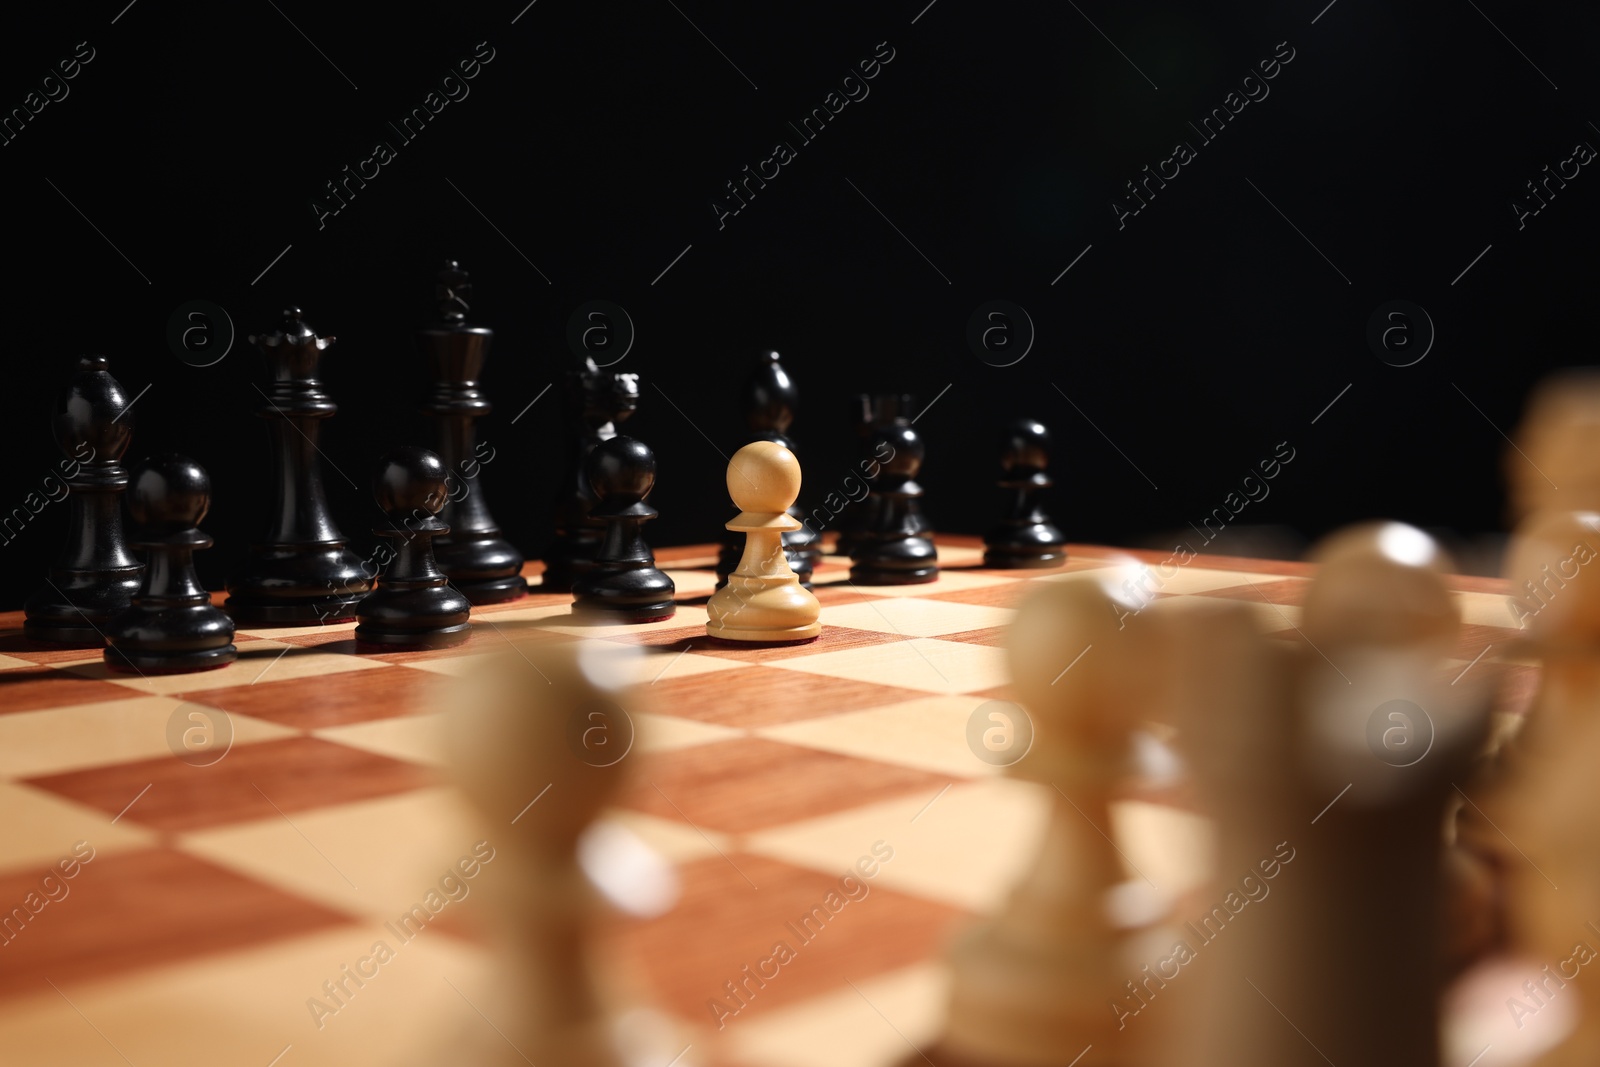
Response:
[572,436,676,623]
[23,357,144,645]
[982,418,1068,568]
[832,394,877,560]
[542,357,640,591]
[835,392,918,558]
[717,351,819,589]
[355,447,473,650]
[850,423,938,585]
[418,261,526,604]
[225,309,371,625]
[104,455,237,674]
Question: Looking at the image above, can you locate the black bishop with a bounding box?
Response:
[24,357,143,645]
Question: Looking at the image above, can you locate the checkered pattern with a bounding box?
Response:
[0,538,1527,1067]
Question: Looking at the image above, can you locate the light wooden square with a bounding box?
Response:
[0,696,296,779]
[818,598,1015,638]
[765,638,1008,695]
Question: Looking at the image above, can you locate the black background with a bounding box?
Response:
[1,0,1594,609]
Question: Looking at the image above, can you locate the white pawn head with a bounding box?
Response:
[1301,521,1459,654]
[1300,523,1488,805]
[727,440,802,517]
[447,639,649,849]
[1004,570,1163,782]
[1509,371,1600,520]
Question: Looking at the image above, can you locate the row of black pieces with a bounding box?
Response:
[227,267,527,626]
[208,264,626,626]
[708,364,1070,588]
[23,358,1065,665]
[827,396,1068,584]
[22,259,1065,663]
[21,258,635,642]
[26,433,673,675]
[35,445,470,674]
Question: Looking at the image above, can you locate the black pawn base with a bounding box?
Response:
[354,626,471,652]
[355,588,473,650]
[436,538,527,605]
[106,643,237,675]
[850,563,939,585]
[23,569,143,646]
[573,569,677,624]
[228,593,368,626]
[982,527,1068,569]
[450,575,527,605]
[574,602,676,625]
[850,538,939,586]
[104,605,238,675]
[226,546,371,625]
[982,545,1067,568]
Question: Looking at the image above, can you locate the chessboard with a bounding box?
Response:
[0,535,1532,1067]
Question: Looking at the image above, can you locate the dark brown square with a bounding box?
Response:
[0,847,354,1000]
[192,666,442,729]
[617,737,950,834]
[604,852,966,1024]
[25,737,435,832]
[0,666,145,715]
[605,625,903,663]
[647,667,935,728]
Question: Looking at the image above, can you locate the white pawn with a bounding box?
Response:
[1472,510,1600,1067]
[921,571,1171,1067]
[1508,371,1600,521]
[1499,509,1600,752]
[439,638,690,1067]
[706,440,821,642]
[1179,522,1488,1067]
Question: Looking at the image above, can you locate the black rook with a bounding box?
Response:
[24,356,143,645]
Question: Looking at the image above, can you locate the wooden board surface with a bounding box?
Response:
[0,538,1531,1067]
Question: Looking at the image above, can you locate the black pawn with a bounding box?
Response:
[24,357,144,645]
[983,418,1068,568]
[831,394,877,559]
[717,351,819,588]
[225,309,371,624]
[850,423,938,585]
[833,392,919,557]
[542,358,640,591]
[573,436,675,623]
[104,456,237,674]
[355,448,472,650]
[418,261,526,604]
